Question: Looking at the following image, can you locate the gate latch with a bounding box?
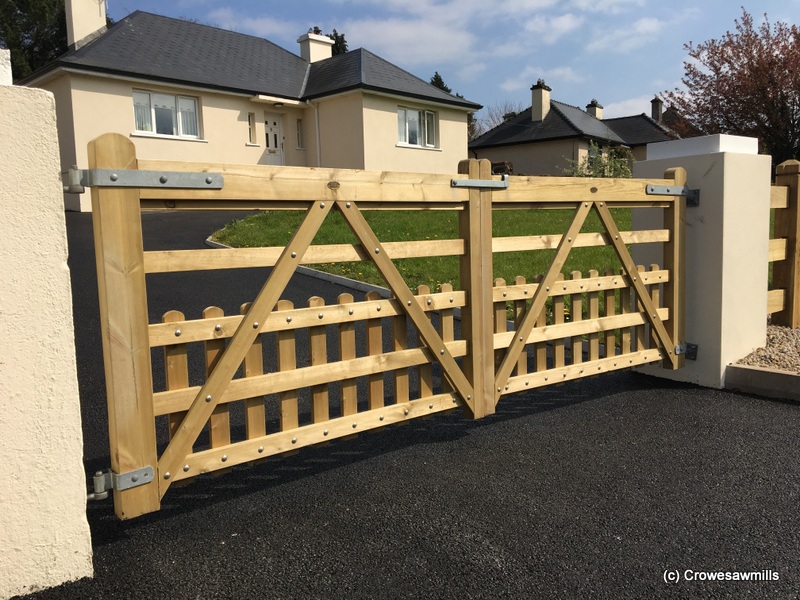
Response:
[451,174,509,189]
[87,466,154,501]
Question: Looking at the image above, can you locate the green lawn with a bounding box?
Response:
[211,206,633,293]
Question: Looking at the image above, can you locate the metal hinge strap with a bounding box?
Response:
[87,466,155,501]
[64,167,224,194]
[451,174,509,189]
[646,184,700,207]
[675,343,698,360]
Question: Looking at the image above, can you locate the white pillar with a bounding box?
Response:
[633,135,772,388]
[0,86,93,598]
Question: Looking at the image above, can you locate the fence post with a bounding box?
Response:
[773,160,800,329]
[89,133,160,518]
[457,158,494,418]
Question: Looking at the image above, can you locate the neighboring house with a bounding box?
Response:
[21,2,480,211]
[469,80,671,176]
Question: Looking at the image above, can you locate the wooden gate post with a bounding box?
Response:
[773,160,800,328]
[457,159,494,418]
[89,133,159,518]
[663,167,687,369]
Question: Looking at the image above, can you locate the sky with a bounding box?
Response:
[105,0,800,123]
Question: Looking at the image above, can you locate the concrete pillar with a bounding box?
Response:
[0,86,93,598]
[632,134,772,388]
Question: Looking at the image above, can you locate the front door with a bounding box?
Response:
[264,113,284,165]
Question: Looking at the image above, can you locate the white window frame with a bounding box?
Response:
[133,90,201,139]
[397,107,437,149]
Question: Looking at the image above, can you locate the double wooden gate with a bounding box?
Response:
[87,133,686,519]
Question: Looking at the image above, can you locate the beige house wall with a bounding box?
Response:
[362,94,470,174]
[472,139,585,176]
[315,92,366,169]
[0,85,93,599]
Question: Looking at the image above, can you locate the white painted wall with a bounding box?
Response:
[633,135,771,388]
[0,85,92,598]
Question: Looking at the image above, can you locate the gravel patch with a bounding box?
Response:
[737,325,800,374]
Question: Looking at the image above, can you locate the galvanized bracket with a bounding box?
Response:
[64,167,223,194]
[451,174,509,189]
[675,343,698,360]
[87,466,155,501]
[646,184,699,207]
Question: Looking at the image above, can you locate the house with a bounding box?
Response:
[469,80,671,176]
[21,1,481,211]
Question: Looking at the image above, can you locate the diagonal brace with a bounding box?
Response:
[335,200,476,415]
[594,202,678,368]
[157,200,333,496]
[493,202,592,403]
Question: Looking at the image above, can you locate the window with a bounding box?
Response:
[247,112,257,145]
[133,91,199,138]
[398,108,437,148]
[296,118,304,149]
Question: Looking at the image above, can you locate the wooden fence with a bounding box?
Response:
[88,133,686,519]
[769,160,800,328]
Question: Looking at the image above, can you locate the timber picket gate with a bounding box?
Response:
[768,160,800,328]
[87,133,686,519]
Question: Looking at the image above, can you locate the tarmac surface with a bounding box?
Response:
[19,211,800,599]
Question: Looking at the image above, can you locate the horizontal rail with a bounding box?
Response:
[149,291,466,347]
[768,288,786,314]
[769,238,788,263]
[136,159,679,205]
[503,349,665,395]
[492,269,669,301]
[494,308,670,348]
[170,392,461,482]
[144,230,670,274]
[771,185,789,209]
[153,341,469,415]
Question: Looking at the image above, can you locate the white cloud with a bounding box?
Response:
[587,17,666,53]
[571,0,645,13]
[500,65,583,93]
[207,7,301,40]
[602,95,653,118]
[342,17,475,66]
[524,13,585,44]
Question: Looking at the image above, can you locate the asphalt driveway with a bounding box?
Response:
[20,211,800,599]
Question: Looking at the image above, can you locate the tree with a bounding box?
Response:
[429,71,451,93]
[429,71,482,140]
[663,8,800,165]
[0,0,67,81]
[480,99,526,133]
[327,29,348,55]
[563,141,633,178]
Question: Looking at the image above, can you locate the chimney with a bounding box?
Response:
[651,96,663,122]
[531,79,551,122]
[66,0,107,50]
[586,99,603,120]
[297,30,334,63]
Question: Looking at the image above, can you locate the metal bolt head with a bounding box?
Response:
[253,322,259,329]
[159,175,168,184]
[291,252,297,258]
[221,455,228,462]
[215,324,222,332]
[175,329,182,337]
[376,306,381,312]
[258,446,264,453]
[349,309,354,315]
[346,202,351,208]
[286,316,292,323]
[164,472,171,480]
[205,176,213,185]
[440,349,445,355]
[320,202,325,208]
[318,313,323,319]
[374,248,380,254]
[352,422,357,429]
[324,429,329,436]
[183,465,190,472]
[291,437,297,444]
[407,300,412,306]
[427,299,432,305]
[205,395,212,403]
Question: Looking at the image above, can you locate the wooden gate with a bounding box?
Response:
[87,133,686,519]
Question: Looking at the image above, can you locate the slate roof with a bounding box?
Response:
[470,99,670,150]
[22,11,480,110]
[305,48,479,109]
